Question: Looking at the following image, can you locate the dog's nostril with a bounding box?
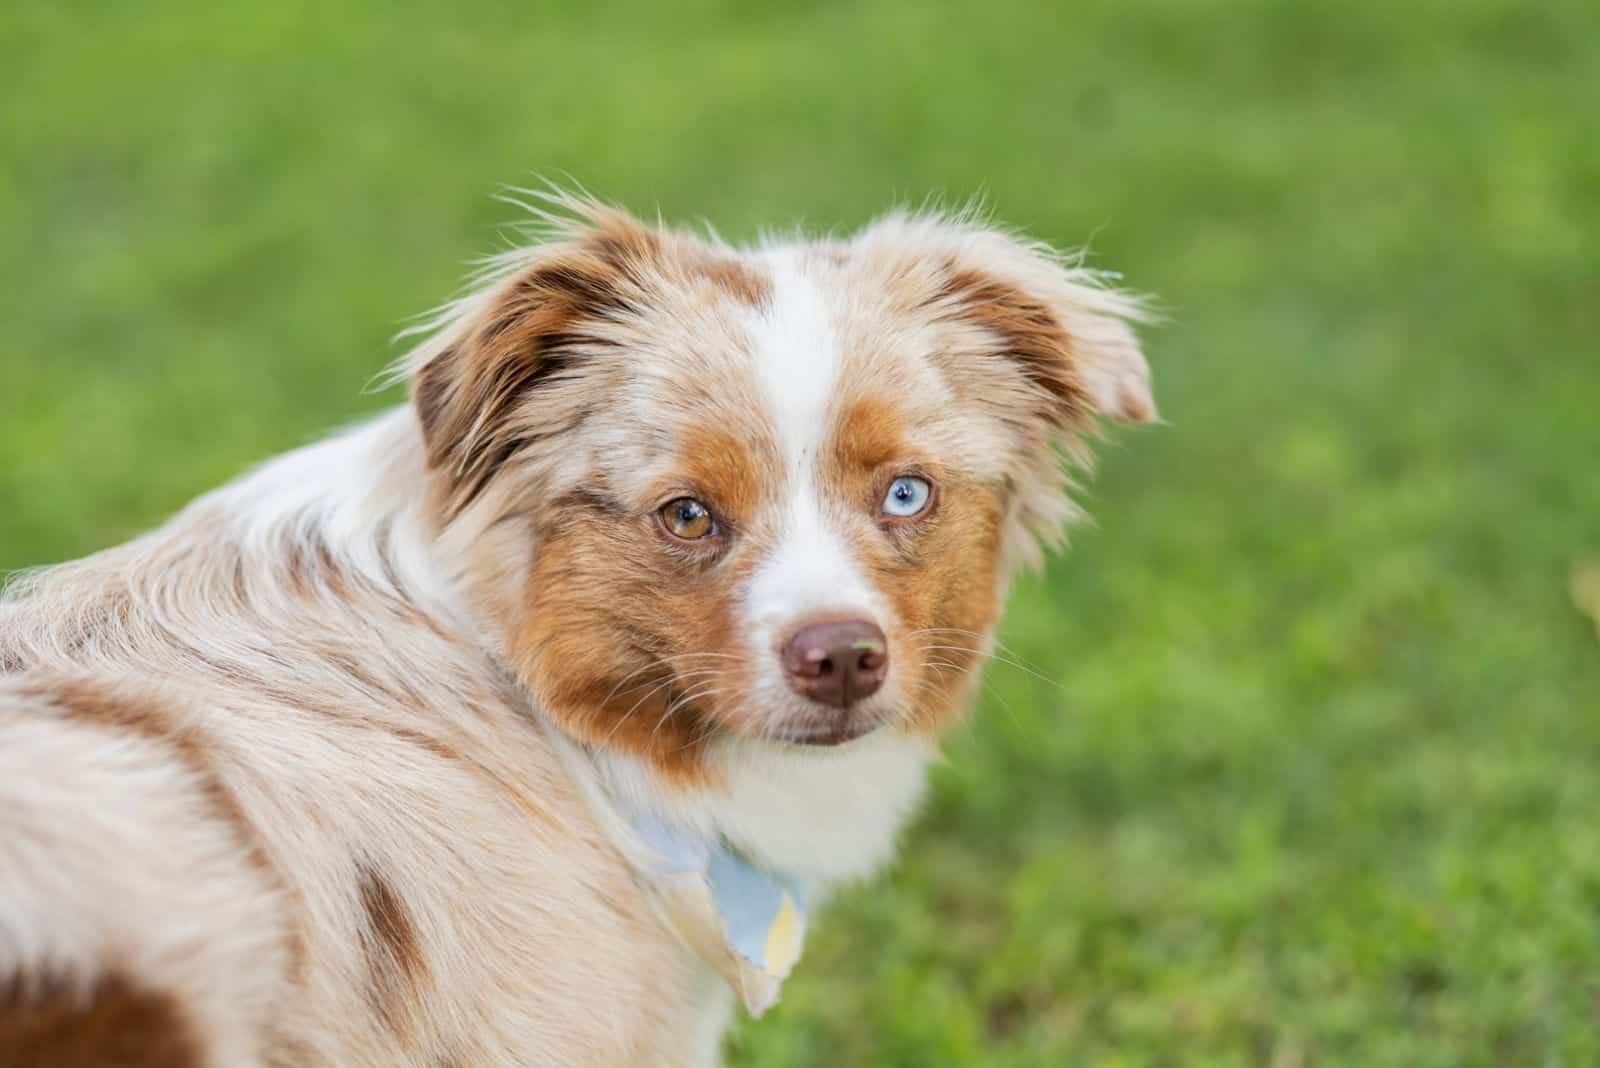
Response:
[781,618,889,708]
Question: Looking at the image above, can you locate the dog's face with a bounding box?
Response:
[411,201,1152,782]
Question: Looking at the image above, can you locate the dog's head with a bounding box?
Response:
[409,198,1153,782]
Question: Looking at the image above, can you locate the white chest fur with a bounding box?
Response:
[593,728,937,888]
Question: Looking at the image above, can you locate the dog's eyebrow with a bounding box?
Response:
[560,485,632,517]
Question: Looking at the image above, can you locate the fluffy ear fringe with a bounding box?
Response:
[858,207,1157,427]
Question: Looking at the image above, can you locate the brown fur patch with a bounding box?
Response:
[675,425,769,523]
[889,481,1004,732]
[936,265,1089,427]
[355,861,427,1038]
[414,209,778,519]
[512,500,717,784]
[283,532,347,600]
[0,972,202,1068]
[511,472,779,783]
[828,396,914,478]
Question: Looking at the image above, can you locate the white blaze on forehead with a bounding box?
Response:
[743,250,881,630]
[747,250,841,468]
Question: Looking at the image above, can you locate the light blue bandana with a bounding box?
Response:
[631,813,808,1017]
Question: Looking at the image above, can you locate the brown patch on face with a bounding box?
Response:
[355,861,427,1039]
[24,677,308,988]
[823,398,1006,735]
[829,395,913,474]
[675,425,768,523]
[888,480,1005,732]
[511,447,780,783]
[514,505,721,784]
[413,205,781,520]
[0,972,203,1067]
[935,264,1089,427]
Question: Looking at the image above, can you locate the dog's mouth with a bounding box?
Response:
[771,711,889,748]
[783,725,873,747]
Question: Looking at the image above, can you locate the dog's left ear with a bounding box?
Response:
[939,227,1155,429]
[867,216,1156,429]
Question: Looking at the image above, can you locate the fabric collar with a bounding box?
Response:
[531,712,810,1017]
[629,812,808,1018]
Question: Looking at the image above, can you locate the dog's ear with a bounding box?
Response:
[866,215,1156,430]
[940,229,1154,429]
[409,205,663,514]
[943,257,1155,428]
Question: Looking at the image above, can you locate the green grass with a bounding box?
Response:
[4,2,1598,1063]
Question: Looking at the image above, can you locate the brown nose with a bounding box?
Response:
[781,619,889,708]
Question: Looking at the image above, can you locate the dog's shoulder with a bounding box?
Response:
[0,515,710,1065]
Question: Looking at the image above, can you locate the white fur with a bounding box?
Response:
[742,490,884,637]
[746,249,841,475]
[741,249,880,626]
[591,728,935,886]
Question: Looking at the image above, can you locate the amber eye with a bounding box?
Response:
[659,497,715,540]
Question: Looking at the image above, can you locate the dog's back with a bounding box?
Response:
[0,673,291,1066]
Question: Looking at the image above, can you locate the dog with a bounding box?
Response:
[0,193,1154,1066]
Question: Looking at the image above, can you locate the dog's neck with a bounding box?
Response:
[531,709,936,1014]
[534,703,935,1017]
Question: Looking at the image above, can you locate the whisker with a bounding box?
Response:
[599,661,670,707]
[661,683,722,721]
[911,643,1065,691]
[978,675,1020,729]
[650,680,730,744]
[667,707,728,754]
[598,652,752,708]
[597,677,675,745]
[906,627,1056,680]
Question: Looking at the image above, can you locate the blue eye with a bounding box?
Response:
[882,476,933,519]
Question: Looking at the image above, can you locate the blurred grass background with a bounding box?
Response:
[3,1,1598,1064]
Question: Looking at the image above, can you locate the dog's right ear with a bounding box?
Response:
[411,206,663,515]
